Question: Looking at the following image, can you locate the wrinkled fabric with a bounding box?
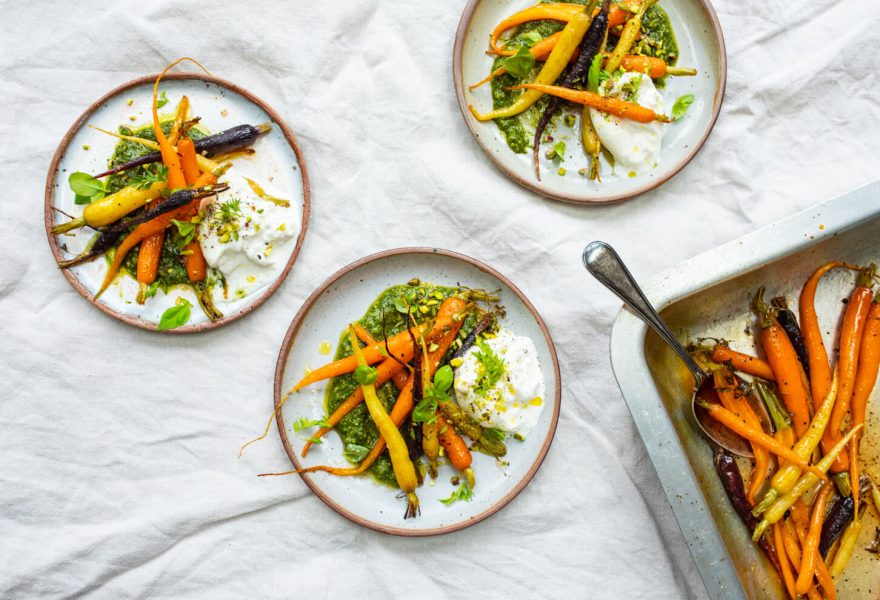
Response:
[1,0,879,598]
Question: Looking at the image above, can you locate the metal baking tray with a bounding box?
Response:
[610,181,880,599]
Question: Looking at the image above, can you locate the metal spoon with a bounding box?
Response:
[583,241,754,457]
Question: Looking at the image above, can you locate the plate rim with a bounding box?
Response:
[272,247,562,536]
[43,72,311,333]
[452,0,728,205]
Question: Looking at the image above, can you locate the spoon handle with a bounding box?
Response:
[583,241,706,384]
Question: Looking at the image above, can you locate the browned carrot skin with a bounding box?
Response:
[711,345,775,381]
[852,300,880,454]
[828,268,874,472]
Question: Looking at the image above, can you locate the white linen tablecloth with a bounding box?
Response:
[2,0,878,597]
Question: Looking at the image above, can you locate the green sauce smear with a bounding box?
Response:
[322,282,476,486]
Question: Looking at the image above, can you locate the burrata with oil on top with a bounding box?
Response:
[453,328,545,436]
[198,170,300,301]
[591,72,666,174]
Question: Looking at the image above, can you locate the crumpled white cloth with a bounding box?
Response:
[1,0,878,598]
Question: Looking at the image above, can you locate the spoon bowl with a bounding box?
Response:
[583,241,756,457]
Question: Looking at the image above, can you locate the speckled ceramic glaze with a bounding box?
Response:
[274,248,561,535]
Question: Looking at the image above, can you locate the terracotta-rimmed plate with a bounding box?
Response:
[453,0,726,205]
[44,72,310,332]
[273,248,561,536]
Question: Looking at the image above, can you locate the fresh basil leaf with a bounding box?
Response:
[394,295,409,314]
[433,365,454,393]
[354,365,378,385]
[157,90,169,109]
[553,141,566,162]
[501,46,535,80]
[412,397,439,424]
[157,297,192,331]
[74,194,92,205]
[587,53,603,93]
[343,443,370,463]
[68,171,105,197]
[671,94,695,121]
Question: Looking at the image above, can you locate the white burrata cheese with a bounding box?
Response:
[453,328,545,436]
[590,71,666,173]
[198,170,300,301]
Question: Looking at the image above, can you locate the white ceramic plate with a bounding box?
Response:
[273,248,561,535]
[454,0,726,204]
[44,73,310,332]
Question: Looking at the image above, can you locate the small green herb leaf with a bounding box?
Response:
[552,141,566,162]
[412,396,439,424]
[130,164,168,190]
[521,30,543,47]
[474,341,506,396]
[354,365,378,386]
[587,53,603,93]
[394,295,409,314]
[171,219,196,248]
[439,480,473,505]
[293,416,329,433]
[142,282,161,300]
[343,443,370,463]
[671,94,695,121]
[501,46,535,80]
[74,194,92,205]
[157,297,192,331]
[69,172,105,198]
[157,90,169,109]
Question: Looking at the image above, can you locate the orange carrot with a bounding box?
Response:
[714,369,768,504]
[437,414,472,471]
[774,522,797,599]
[796,482,832,594]
[354,324,410,390]
[178,136,201,185]
[851,300,880,455]
[166,95,190,146]
[800,262,860,411]
[712,345,776,381]
[183,241,206,282]
[700,401,827,480]
[489,3,585,54]
[828,269,874,472]
[509,83,671,123]
[297,300,467,477]
[756,289,813,438]
[616,54,696,77]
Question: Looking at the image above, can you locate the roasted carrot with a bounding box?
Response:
[178,136,201,185]
[779,520,825,600]
[437,414,475,487]
[755,288,813,438]
[488,2,584,54]
[714,369,768,505]
[774,522,797,600]
[712,345,776,381]
[166,95,190,146]
[422,420,440,479]
[135,63,192,299]
[509,83,672,123]
[354,324,410,390]
[851,300,880,455]
[796,482,832,594]
[828,267,874,472]
[183,241,206,282]
[293,300,468,475]
[616,54,696,77]
[605,0,656,72]
[699,401,826,479]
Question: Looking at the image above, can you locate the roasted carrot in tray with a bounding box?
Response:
[711,345,776,381]
[754,288,813,438]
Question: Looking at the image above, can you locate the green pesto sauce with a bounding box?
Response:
[638,5,679,66]
[323,282,477,486]
[105,121,207,289]
[490,19,564,154]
